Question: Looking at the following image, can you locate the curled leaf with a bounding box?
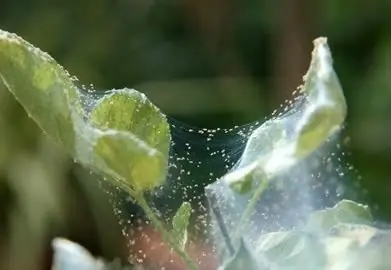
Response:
[222,37,346,194]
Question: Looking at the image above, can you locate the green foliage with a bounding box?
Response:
[0,30,79,152]
[2,1,391,269]
[0,29,171,193]
[90,90,170,156]
[93,130,168,192]
[172,202,191,251]
[90,90,171,192]
[0,28,196,270]
[2,27,390,270]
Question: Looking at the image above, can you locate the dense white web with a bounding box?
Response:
[81,86,364,268]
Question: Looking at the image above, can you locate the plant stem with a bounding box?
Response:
[132,191,198,270]
[206,189,235,256]
[233,178,270,243]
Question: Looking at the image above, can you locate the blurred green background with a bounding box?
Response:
[1,0,391,269]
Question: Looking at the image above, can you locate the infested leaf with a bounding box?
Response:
[305,200,373,234]
[255,231,325,270]
[93,130,168,192]
[89,89,170,157]
[0,30,81,152]
[172,202,192,250]
[0,29,171,193]
[222,38,346,194]
[90,90,171,192]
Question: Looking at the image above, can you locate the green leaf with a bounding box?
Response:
[93,130,168,192]
[229,172,257,194]
[89,89,171,157]
[0,30,81,151]
[0,29,171,193]
[255,231,325,270]
[305,200,373,234]
[294,38,347,159]
[220,239,263,270]
[172,202,192,250]
[89,89,171,192]
[221,37,346,194]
